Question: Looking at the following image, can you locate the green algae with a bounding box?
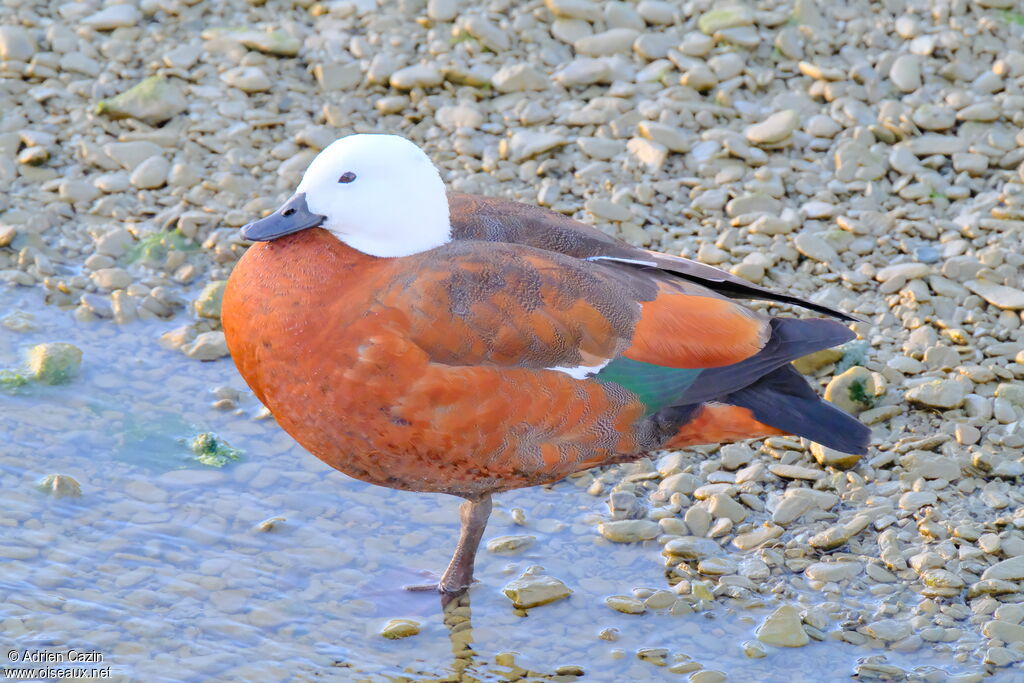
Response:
[191,432,243,468]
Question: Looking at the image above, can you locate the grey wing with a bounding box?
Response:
[447,192,861,322]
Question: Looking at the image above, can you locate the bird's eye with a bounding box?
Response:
[338,172,357,184]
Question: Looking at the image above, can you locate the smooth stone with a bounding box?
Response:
[698,5,753,34]
[502,574,571,608]
[663,536,721,560]
[585,198,631,221]
[381,619,420,639]
[605,595,646,614]
[627,137,667,170]
[805,561,863,582]
[0,25,36,61]
[756,605,809,647]
[222,66,272,93]
[824,366,876,415]
[485,535,535,553]
[36,474,82,498]
[491,64,547,92]
[698,556,737,575]
[505,132,569,162]
[982,556,1024,582]
[637,121,690,152]
[91,268,132,290]
[965,280,1024,310]
[906,380,967,409]
[545,0,603,22]
[864,619,912,642]
[793,231,838,263]
[183,331,230,361]
[104,141,163,171]
[598,519,660,542]
[96,76,187,125]
[28,343,82,384]
[82,4,141,30]
[130,156,170,189]
[461,16,509,51]
[890,54,921,92]
[745,110,799,145]
[389,64,443,90]
[554,57,610,86]
[983,620,1024,644]
[194,281,227,319]
[574,28,639,56]
[314,62,362,91]
[810,443,862,470]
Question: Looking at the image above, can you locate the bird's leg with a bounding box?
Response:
[439,494,492,595]
[404,494,492,594]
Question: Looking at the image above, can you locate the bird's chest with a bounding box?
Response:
[223,232,421,424]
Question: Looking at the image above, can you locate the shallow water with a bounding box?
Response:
[0,285,981,682]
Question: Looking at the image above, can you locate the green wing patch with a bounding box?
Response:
[594,357,700,414]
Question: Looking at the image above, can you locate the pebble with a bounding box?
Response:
[605,595,646,614]
[91,268,133,290]
[810,443,861,470]
[824,366,876,415]
[793,232,838,263]
[745,110,799,145]
[96,76,187,125]
[906,380,968,410]
[598,519,659,542]
[965,280,1024,310]
[82,5,141,30]
[0,26,35,61]
[105,141,163,171]
[491,64,547,92]
[183,332,230,361]
[637,122,690,153]
[627,138,667,170]
[130,156,170,190]
[380,619,420,639]
[586,199,631,222]
[222,66,272,93]
[502,574,571,608]
[805,561,862,583]
[554,58,610,86]
[28,343,82,385]
[505,132,569,162]
[389,65,443,90]
[982,557,1024,582]
[194,281,227,319]
[756,605,809,647]
[698,557,737,575]
[864,619,912,642]
[698,5,754,34]
[461,16,509,52]
[890,55,921,92]
[663,536,720,560]
[574,28,639,57]
[36,474,82,498]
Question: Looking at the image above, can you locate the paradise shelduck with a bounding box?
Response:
[222,134,870,595]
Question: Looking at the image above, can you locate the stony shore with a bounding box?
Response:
[2,0,1024,677]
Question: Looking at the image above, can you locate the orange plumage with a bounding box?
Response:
[223,137,869,595]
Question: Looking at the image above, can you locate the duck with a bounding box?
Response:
[222,133,870,596]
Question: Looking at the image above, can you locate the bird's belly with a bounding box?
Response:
[247,346,648,497]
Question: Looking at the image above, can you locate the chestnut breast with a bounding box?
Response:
[223,229,646,496]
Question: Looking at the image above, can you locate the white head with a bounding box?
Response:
[241,134,451,257]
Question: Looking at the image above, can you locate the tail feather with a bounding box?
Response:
[723,364,871,455]
[677,317,855,405]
